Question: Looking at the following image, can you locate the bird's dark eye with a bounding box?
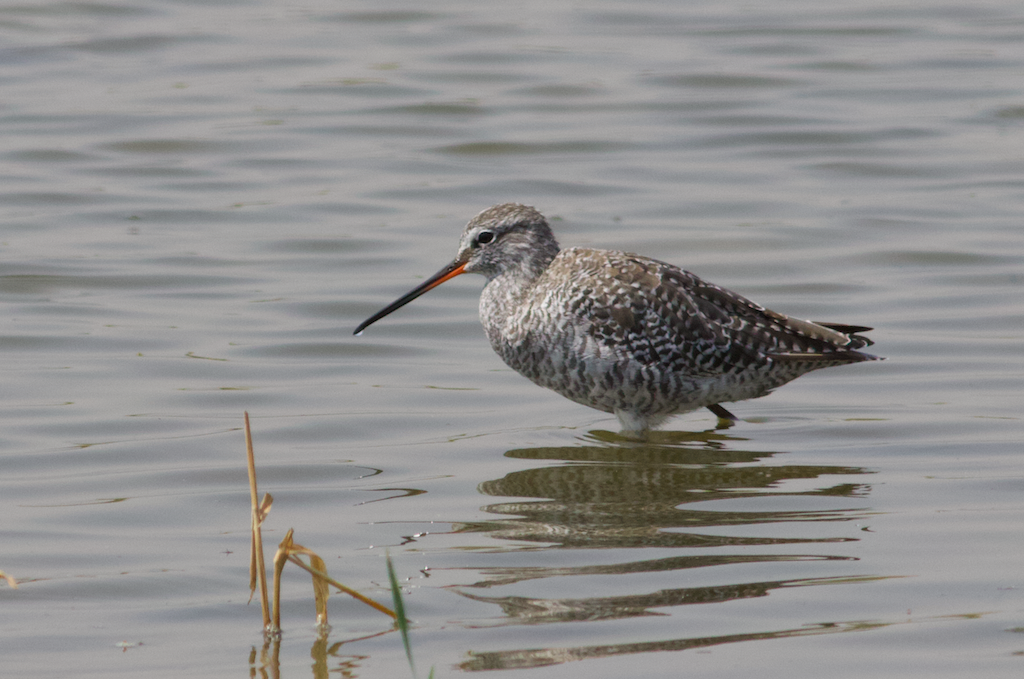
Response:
[476,231,495,246]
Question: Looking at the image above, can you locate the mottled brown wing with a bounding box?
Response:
[559,253,759,376]
[564,251,872,375]
[681,265,877,363]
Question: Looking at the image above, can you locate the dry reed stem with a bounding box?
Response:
[284,551,398,620]
[244,411,271,629]
[245,411,397,632]
[273,530,332,626]
[287,543,330,625]
[271,529,292,632]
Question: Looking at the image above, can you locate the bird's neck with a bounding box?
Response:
[478,247,558,345]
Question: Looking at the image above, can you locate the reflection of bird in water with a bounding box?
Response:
[355,203,880,432]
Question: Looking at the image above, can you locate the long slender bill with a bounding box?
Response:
[353,259,468,335]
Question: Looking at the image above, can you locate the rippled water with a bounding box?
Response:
[2,1,1023,677]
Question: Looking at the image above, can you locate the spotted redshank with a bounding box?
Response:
[354,203,879,431]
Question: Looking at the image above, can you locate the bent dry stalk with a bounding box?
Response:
[243,411,396,637]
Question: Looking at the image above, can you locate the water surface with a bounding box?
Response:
[1,1,1023,677]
